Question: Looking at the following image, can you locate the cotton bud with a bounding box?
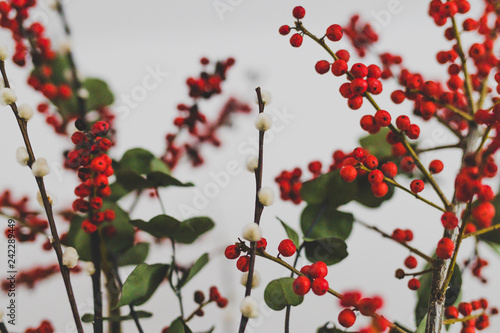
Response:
[18,104,33,120]
[243,223,262,242]
[258,187,274,206]
[84,262,95,275]
[62,247,79,268]
[0,88,17,105]
[37,190,56,208]
[59,39,72,54]
[78,88,89,99]
[0,43,8,61]
[255,90,271,105]
[32,157,50,177]
[254,113,272,131]
[16,147,29,165]
[241,271,260,288]
[240,296,259,318]
[246,155,259,172]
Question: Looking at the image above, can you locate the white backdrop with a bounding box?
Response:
[0,0,499,332]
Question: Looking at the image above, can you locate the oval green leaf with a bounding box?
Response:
[304,237,348,266]
[264,277,304,311]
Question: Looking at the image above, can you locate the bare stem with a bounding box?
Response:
[0,60,83,333]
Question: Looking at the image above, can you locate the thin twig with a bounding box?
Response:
[238,87,266,333]
[0,60,83,333]
[463,223,500,239]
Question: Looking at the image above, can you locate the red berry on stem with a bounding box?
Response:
[292,276,311,296]
[279,25,291,35]
[292,6,305,19]
[408,278,420,290]
[315,60,330,74]
[348,95,363,110]
[429,160,444,174]
[309,261,328,278]
[340,165,357,182]
[371,182,388,197]
[441,212,458,229]
[236,255,250,272]
[290,33,303,47]
[374,110,391,127]
[312,278,329,295]
[331,59,348,76]
[338,308,356,328]
[224,245,240,259]
[368,170,384,185]
[326,24,343,41]
[351,63,368,78]
[436,237,454,259]
[381,162,397,178]
[410,179,424,194]
[445,306,459,319]
[458,302,473,316]
[278,239,296,257]
[404,255,418,269]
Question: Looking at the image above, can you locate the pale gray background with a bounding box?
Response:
[0,0,499,332]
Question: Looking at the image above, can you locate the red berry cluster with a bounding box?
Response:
[394,255,421,291]
[66,121,116,234]
[337,290,386,330]
[0,0,55,66]
[1,190,48,243]
[162,58,251,169]
[342,15,379,57]
[274,167,303,204]
[292,261,329,296]
[445,299,496,332]
[224,238,267,272]
[24,320,54,333]
[391,228,414,243]
[464,256,489,283]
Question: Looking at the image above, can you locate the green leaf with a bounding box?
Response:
[169,318,193,333]
[147,171,194,188]
[178,253,209,288]
[131,215,214,244]
[300,205,353,241]
[117,243,150,266]
[264,277,304,311]
[103,201,135,253]
[304,238,348,266]
[359,127,392,158]
[115,263,169,308]
[277,217,300,248]
[115,170,153,191]
[66,215,92,261]
[118,148,156,175]
[83,78,115,111]
[415,315,427,333]
[81,311,152,323]
[108,181,132,201]
[415,262,462,327]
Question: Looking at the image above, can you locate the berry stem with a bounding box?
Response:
[415,143,462,154]
[462,223,500,239]
[358,165,446,212]
[434,113,464,140]
[0,60,84,333]
[408,89,473,122]
[184,300,211,323]
[296,22,452,211]
[354,219,435,263]
[90,232,104,333]
[405,268,433,277]
[442,312,485,325]
[238,87,266,333]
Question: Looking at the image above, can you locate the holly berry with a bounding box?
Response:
[436,237,454,259]
[472,202,495,228]
[396,115,410,131]
[391,90,405,104]
[371,182,388,197]
[292,6,305,19]
[309,261,328,279]
[236,255,250,272]
[315,60,330,74]
[224,245,240,259]
[404,256,418,269]
[278,239,296,257]
[340,165,357,182]
[348,95,363,110]
[441,212,458,229]
[351,63,368,78]
[279,25,291,35]
[338,308,356,328]
[326,24,343,41]
[392,229,406,242]
[408,278,420,290]
[410,179,425,194]
[290,33,303,47]
[292,276,311,295]
[358,298,378,316]
[445,306,459,319]
[458,302,473,316]
[368,170,384,185]
[331,59,348,76]
[374,110,391,127]
[429,160,444,174]
[311,278,329,295]
[381,162,397,178]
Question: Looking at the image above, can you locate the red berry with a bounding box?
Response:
[335,49,350,62]
[367,77,383,94]
[391,90,405,104]
[256,237,267,251]
[358,298,377,316]
[331,59,348,76]
[405,124,420,140]
[441,212,459,229]
[236,255,250,272]
[368,170,384,185]
[315,60,330,74]
[396,115,410,131]
[326,24,343,41]
[311,278,329,295]
[292,6,305,19]
[91,121,110,136]
[351,63,368,78]
[410,179,424,194]
[224,245,241,259]
[347,95,363,110]
[340,165,357,182]
[292,276,311,296]
[340,291,362,307]
[472,202,495,228]
[363,155,378,169]
[458,302,473,316]
[445,306,459,319]
[371,182,388,197]
[300,265,311,277]
[290,33,303,47]
[408,278,420,290]
[278,239,296,257]
[279,25,291,35]
[392,229,405,242]
[309,261,328,278]
[350,78,368,95]
[338,308,356,328]
[404,256,418,269]
[381,162,397,178]
[374,110,391,127]
[429,160,444,174]
[360,115,376,132]
[436,237,454,259]
[404,229,414,242]
[308,161,322,174]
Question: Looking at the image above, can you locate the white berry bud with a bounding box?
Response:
[241,271,260,288]
[258,187,274,206]
[18,103,33,121]
[78,88,89,99]
[240,296,259,318]
[245,155,259,172]
[254,113,272,131]
[242,223,262,242]
[37,190,56,208]
[84,262,95,275]
[0,88,17,105]
[0,43,8,61]
[255,90,271,105]
[32,157,50,177]
[62,247,79,268]
[16,147,29,165]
